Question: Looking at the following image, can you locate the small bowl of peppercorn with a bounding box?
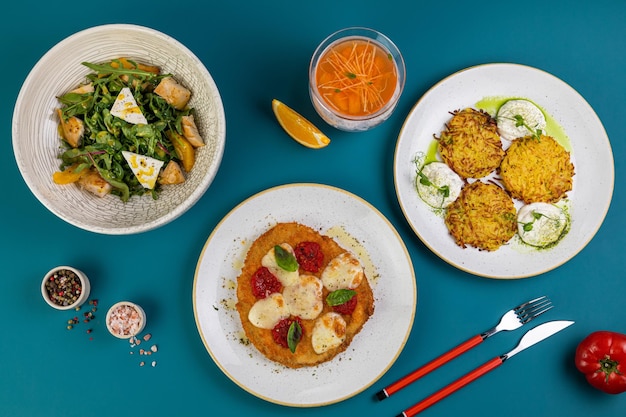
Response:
[41,266,91,310]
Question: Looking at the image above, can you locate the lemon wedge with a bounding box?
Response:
[272,99,330,149]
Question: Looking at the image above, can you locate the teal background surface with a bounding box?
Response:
[2,1,625,416]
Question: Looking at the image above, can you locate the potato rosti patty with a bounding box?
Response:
[437,108,505,179]
[235,222,374,368]
[445,181,517,251]
[499,134,574,204]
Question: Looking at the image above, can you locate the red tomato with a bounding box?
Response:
[250,267,282,299]
[575,330,626,394]
[333,293,358,315]
[294,241,324,273]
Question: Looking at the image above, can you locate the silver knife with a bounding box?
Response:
[397,320,575,417]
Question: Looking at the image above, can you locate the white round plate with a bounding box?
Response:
[394,63,614,278]
[193,183,416,406]
[12,24,226,234]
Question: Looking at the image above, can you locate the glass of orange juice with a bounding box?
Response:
[309,27,406,132]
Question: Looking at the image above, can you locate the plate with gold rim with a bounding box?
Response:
[394,63,614,278]
[193,183,416,406]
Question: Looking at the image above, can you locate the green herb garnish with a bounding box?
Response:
[326,289,356,306]
[274,245,299,272]
[413,157,450,200]
[513,114,543,141]
[287,321,302,353]
[519,210,562,232]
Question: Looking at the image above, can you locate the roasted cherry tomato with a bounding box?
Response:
[250,267,282,299]
[333,293,358,315]
[575,330,626,394]
[272,317,303,351]
[294,241,324,273]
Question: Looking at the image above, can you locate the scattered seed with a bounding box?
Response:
[143,333,152,341]
[139,361,145,367]
[150,345,157,353]
[151,361,156,367]
[139,349,145,355]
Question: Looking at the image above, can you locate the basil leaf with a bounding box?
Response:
[287,321,302,353]
[274,245,298,272]
[326,289,356,307]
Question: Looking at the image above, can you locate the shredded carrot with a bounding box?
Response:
[315,39,397,116]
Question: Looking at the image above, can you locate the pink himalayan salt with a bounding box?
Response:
[108,304,143,337]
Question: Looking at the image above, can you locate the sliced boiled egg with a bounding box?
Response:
[121,151,165,189]
[416,162,464,209]
[517,202,569,248]
[496,99,546,141]
[111,87,148,125]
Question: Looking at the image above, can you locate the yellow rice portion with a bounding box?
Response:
[445,181,517,251]
[437,108,505,179]
[499,135,574,204]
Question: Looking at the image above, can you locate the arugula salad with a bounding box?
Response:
[53,58,204,202]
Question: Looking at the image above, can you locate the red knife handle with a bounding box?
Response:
[399,356,504,417]
[380,334,484,398]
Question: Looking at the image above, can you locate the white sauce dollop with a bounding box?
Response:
[517,202,568,247]
[416,162,464,208]
[497,99,546,141]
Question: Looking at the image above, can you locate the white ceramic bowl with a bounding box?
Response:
[41,266,91,310]
[106,301,146,339]
[12,24,226,234]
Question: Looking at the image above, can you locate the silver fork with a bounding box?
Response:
[376,296,553,400]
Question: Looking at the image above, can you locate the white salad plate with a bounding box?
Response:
[193,183,416,406]
[12,24,226,234]
[394,63,614,278]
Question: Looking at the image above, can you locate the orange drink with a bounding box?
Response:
[309,28,405,131]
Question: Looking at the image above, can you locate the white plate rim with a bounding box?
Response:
[192,183,417,406]
[393,62,614,279]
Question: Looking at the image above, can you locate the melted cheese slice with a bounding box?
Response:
[312,312,347,354]
[111,87,148,124]
[261,243,299,286]
[283,274,323,320]
[321,252,364,291]
[121,151,165,189]
[248,293,289,329]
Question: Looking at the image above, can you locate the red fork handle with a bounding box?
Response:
[399,356,504,417]
[378,334,484,399]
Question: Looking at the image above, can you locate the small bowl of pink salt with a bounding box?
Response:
[106,301,146,339]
